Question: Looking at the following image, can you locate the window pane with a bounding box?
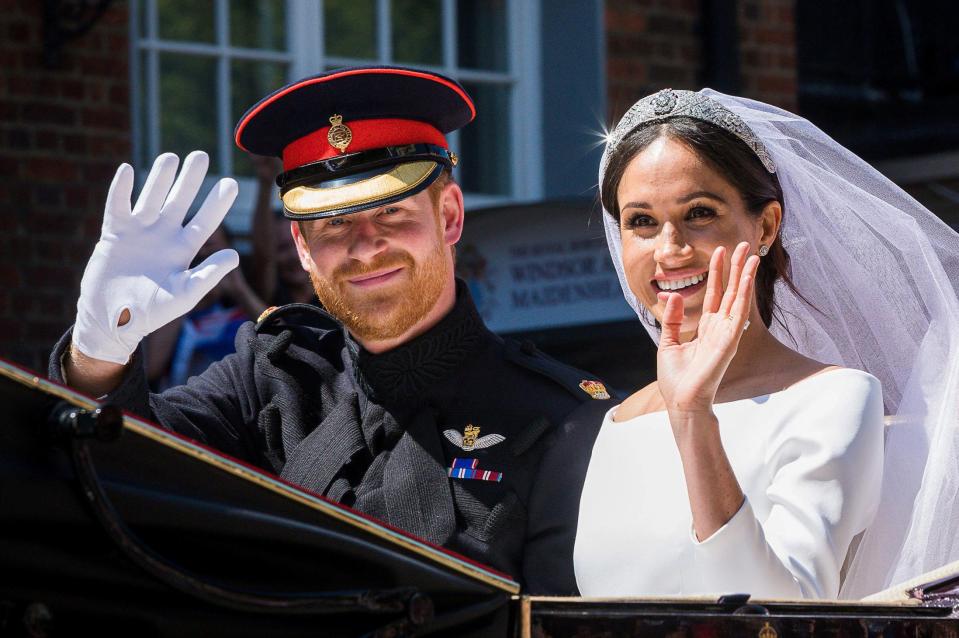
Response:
[137,50,150,167]
[392,0,442,66]
[457,0,507,72]
[324,0,377,59]
[159,53,218,165]
[458,82,510,195]
[232,60,288,176]
[231,0,286,50]
[138,1,149,38]
[157,0,215,42]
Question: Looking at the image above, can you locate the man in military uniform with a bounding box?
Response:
[49,67,613,594]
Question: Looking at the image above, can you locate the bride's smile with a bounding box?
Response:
[652,270,707,293]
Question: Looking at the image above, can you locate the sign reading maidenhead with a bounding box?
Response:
[456,200,635,333]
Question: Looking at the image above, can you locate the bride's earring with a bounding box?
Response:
[758,245,769,257]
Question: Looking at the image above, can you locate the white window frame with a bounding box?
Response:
[130,0,542,234]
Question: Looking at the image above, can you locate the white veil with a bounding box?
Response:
[600,88,959,598]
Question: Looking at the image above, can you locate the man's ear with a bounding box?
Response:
[759,200,782,248]
[439,181,465,246]
[289,220,314,272]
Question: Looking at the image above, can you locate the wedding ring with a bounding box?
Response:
[743,319,751,332]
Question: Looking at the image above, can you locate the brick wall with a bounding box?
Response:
[605,0,702,124]
[605,0,798,123]
[0,1,131,372]
[738,0,797,112]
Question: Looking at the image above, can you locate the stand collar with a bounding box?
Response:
[346,279,489,407]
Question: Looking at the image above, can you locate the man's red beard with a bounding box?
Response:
[308,241,450,342]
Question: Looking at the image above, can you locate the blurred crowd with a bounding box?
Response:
[145,156,314,391]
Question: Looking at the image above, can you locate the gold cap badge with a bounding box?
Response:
[327,114,352,153]
[579,380,611,400]
[758,622,778,638]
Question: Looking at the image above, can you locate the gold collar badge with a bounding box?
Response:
[327,114,352,153]
[579,380,611,400]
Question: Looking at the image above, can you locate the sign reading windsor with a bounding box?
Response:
[456,202,634,333]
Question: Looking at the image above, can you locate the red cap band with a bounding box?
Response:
[282,118,448,171]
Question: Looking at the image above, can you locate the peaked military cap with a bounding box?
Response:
[234,66,475,220]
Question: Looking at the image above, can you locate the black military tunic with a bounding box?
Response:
[49,281,613,594]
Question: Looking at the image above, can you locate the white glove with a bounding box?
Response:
[73,151,240,365]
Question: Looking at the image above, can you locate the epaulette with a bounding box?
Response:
[504,339,615,403]
[254,303,342,333]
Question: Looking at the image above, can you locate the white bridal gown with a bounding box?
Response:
[574,368,884,599]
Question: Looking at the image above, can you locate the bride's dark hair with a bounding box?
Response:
[600,116,806,330]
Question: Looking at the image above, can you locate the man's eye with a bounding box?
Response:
[624,213,655,228]
[327,217,347,227]
[383,206,401,215]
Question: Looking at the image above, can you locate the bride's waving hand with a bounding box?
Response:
[657,243,758,416]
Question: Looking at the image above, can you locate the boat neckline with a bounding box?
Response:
[609,367,873,424]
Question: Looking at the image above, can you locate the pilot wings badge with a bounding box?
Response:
[443,424,504,451]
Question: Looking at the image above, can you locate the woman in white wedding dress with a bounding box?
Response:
[573,89,959,600]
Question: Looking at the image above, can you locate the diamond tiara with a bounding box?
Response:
[604,89,777,174]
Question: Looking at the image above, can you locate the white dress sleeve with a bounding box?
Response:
[689,370,884,598]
